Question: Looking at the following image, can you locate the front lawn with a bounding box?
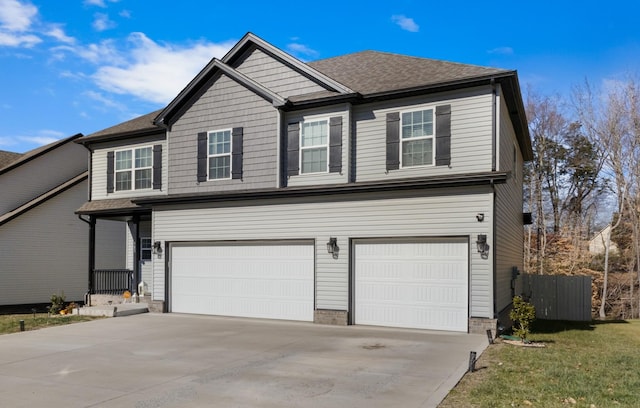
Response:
[440,320,640,407]
[0,313,103,335]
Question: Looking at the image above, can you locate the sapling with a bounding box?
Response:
[510,295,536,342]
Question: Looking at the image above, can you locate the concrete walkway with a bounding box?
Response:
[0,314,488,407]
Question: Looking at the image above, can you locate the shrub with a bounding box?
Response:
[49,291,66,314]
[510,295,536,342]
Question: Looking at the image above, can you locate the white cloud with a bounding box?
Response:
[45,25,75,44]
[119,9,131,18]
[0,0,38,31]
[0,31,40,47]
[83,0,119,7]
[0,130,65,149]
[0,0,41,47]
[488,46,514,55]
[52,39,123,65]
[84,90,127,111]
[391,15,419,32]
[92,12,116,31]
[287,42,319,59]
[91,33,234,103]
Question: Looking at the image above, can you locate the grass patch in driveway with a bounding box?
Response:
[0,313,103,335]
[439,319,640,407]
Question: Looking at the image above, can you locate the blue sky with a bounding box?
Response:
[0,0,638,153]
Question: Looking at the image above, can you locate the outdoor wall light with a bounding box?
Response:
[476,213,485,222]
[476,234,489,258]
[326,237,338,253]
[153,241,162,254]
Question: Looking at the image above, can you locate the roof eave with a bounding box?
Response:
[75,128,166,147]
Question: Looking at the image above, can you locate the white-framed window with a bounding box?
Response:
[115,146,153,191]
[208,129,231,180]
[401,108,435,167]
[140,237,152,261]
[300,119,328,174]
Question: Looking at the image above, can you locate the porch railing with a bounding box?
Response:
[91,269,135,295]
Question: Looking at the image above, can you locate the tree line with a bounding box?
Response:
[524,77,640,319]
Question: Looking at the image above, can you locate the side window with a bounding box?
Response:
[401,108,434,167]
[208,129,231,180]
[140,237,152,261]
[300,119,328,174]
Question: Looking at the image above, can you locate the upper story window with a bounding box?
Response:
[208,129,231,179]
[115,146,153,191]
[300,119,328,174]
[401,108,434,167]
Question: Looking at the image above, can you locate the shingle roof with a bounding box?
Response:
[75,197,148,215]
[307,51,509,96]
[0,150,23,170]
[78,109,164,143]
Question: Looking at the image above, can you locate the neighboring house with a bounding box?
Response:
[0,135,125,306]
[589,224,618,255]
[76,33,532,333]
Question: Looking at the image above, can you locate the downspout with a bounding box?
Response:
[78,214,96,306]
[491,78,498,322]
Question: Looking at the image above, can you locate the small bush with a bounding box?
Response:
[510,296,536,342]
[49,291,66,314]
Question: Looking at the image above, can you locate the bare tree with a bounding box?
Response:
[574,78,639,318]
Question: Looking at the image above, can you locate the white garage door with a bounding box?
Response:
[355,239,469,332]
[171,243,314,321]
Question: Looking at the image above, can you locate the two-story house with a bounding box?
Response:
[76,33,532,333]
[1,135,124,307]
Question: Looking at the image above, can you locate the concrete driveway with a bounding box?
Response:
[0,314,487,407]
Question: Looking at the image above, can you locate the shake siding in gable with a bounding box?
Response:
[168,73,278,194]
[354,87,494,182]
[233,47,327,97]
[152,187,494,318]
[494,92,525,315]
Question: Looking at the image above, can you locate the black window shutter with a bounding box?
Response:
[152,144,162,189]
[197,132,208,182]
[386,112,400,170]
[231,127,243,180]
[329,116,343,173]
[287,122,300,176]
[435,104,451,166]
[106,151,114,193]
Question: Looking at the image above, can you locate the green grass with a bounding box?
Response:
[440,320,640,407]
[0,313,103,335]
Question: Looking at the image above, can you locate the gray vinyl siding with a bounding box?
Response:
[0,142,87,215]
[95,219,126,270]
[91,136,167,200]
[285,105,350,186]
[233,47,327,97]
[152,187,495,318]
[0,181,123,305]
[494,91,525,315]
[168,73,278,194]
[354,86,494,182]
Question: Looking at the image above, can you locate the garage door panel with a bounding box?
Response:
[171,244,314,322]
[355,240,468,332]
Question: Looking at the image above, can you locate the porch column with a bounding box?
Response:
[133,214,141,295]
[88,215,96,301]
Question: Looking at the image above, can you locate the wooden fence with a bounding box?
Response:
[521,274,592,321]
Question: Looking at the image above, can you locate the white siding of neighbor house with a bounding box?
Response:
[0,142,87,215]
[0,181,124,305]
[354,86,494,182]
[285,104,350,187]
[168,73,279,194]
[233,47,327,97]
[494,91,525,315]
[151,187,495,318]
[91,135,168,201]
